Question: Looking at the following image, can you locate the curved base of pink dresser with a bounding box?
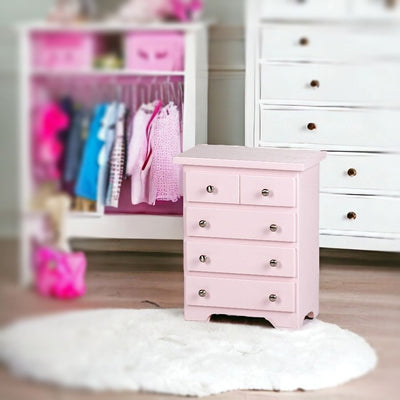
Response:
[184,306,318,329]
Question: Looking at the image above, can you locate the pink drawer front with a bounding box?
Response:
[186,240,297,278]
[186,276,295,313]
[240,174,296,207]
[185,171,239,204]
[186,207,296,242]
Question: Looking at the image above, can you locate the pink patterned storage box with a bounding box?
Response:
[174,145,326,329]
[124,32,184,71]
[31,32,95,70]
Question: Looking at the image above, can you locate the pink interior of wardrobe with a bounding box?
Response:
[29,30,185,217]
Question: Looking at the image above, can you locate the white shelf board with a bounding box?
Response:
[17,20,214,33]
[30,69,185,77]
[66,214,183,240]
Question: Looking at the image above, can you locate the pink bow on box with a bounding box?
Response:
[34,246,87,299]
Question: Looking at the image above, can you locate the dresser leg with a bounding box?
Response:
[184,306,212,322]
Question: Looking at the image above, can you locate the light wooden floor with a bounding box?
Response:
[0,240,399,400]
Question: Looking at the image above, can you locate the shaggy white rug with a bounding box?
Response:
[0,309,376,397]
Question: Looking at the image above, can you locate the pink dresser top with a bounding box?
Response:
[175,145,326,171]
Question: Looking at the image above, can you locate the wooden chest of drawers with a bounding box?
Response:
[246,0,400,252]
[174,145,326,329]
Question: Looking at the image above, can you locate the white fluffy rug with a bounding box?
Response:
[0,309,376,397]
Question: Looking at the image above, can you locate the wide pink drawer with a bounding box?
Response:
[240,174,296,207]
[185,276,296,312]
[186,240,297,278]
[185,170,239,204]
[186,207,296,242]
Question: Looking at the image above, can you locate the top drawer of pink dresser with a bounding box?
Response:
[185,170,239,204]
[240,174,296,207]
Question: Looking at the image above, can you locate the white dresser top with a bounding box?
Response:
[175,145,326,171]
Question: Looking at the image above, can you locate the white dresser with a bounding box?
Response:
[245,0,400,252]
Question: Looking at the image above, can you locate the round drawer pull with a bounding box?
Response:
[269,224,278,232]
[299,37,309,46]
[198,289,207,298]
[347,168,357,177]
[269,294,278,302]
[269,259,278,267]
[310,80,320,88]
[199,220,207,228]
[261,188,270,197]
[307,122,317,131]
[199,255,207,263]
[347,212,357,220]
[206,185,215,193]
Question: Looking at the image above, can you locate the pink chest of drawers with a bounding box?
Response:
[174,145,326,329]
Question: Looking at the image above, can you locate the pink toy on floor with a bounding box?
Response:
[34,246,87,299]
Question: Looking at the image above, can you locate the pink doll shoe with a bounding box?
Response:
[34,246,87,299]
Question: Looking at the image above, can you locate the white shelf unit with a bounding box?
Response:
[18,22,210,285]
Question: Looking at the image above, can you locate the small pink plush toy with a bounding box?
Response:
[115,0,203,22]
[170,0,203,22]
[34,194,87,299]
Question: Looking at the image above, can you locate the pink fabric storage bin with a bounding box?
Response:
[125,32,184,71]
[31,33,95,70]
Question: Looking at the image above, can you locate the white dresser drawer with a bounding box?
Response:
[260,24,400,61]
[260,63,400,107]
[353,0,400,19]
[320,193,400,234]
[321,153,400,195]
[259,0,348,20]
[260,107,400,151]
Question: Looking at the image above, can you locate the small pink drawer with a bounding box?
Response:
[186,207,296,242]
[31,33,95,70]
[186,276,296,313]
[240,175,296,207]
[125,32,184,71]
[186,240,297,278]
[185,171,239,204]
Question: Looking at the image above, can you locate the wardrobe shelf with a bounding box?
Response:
[66,214,183,240]
[30,69,186,77]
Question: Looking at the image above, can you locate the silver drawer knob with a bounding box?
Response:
[199,220,207,228]
[261,189,270,197]
[206,185,215,193]
[269,224,278,232]
[269,294,277,302]
[198,289,207,298]
[199,255,207,263]
[269,259,278,267]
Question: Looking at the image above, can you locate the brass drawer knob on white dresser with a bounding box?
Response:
[347,168,357,177]
[299,37,309,46]
[269,294,278,302]
[307,122,317,131]
[347,212,357,220]
[206,185,215,193]
[261,188,270,197]
[310,80,320,88]
[198,289,207,298]
[269,259,278,267]
[199,220,207,228]
[270,224,278,232]
[199,255,207,263]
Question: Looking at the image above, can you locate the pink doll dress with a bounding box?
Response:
[35,102,70,181]
[126,101,161,205]
[148,102,183,205]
